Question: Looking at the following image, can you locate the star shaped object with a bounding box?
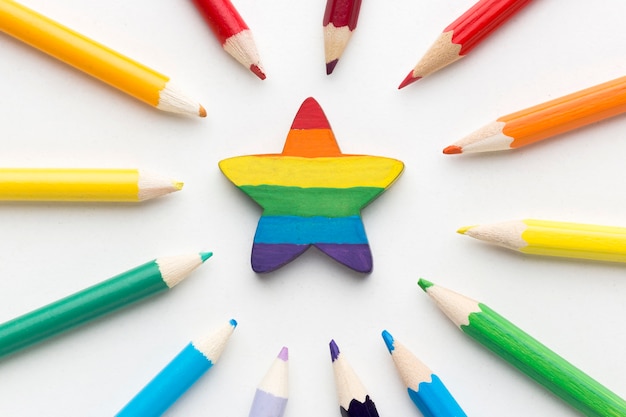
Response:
[219,97,404,273]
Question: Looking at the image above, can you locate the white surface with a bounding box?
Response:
[1,0,625,415]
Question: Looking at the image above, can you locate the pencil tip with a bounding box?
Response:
[443,145,463,155]
[381,330,395,353]
[398,72,420,89]
[250,64,266,80]
[457,225,473,235]
[229,318,238,328]
[418,278,434,292]
[278,346,289,361]
[200,252,213,262]
[198,105,207,118]
[172,181,184,191]
[329,339,340,361]
[326,59,338,75]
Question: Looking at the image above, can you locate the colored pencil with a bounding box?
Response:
[458,219,626,263]
[116,319,237,417]
[443,75,626,154]
[418,279,626,417]
[0,0,205,117]
[0,252,212,359]
[323,0,362,75]
[248,347,289,417]
[399,0,532,89]
[0,168,183,202]
[329,339,380,417]
[192,0,265,80]
[381,330,467,417]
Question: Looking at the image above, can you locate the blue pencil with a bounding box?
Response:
[116,319,237,417]
[382,330,467,417]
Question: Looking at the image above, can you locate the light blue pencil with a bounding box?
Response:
[116,319,237,417]
[382,330,467,417]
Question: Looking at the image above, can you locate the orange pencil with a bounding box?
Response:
[192,0,265,80]
[0,0,206,117]
[444,76,626,154]
[399,0,532,89]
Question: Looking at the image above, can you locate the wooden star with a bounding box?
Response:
[219,97,404,273]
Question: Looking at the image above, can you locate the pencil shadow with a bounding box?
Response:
[468,244,626,279]
[0,198,175,212]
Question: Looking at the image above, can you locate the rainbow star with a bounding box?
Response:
[219,97,404,273]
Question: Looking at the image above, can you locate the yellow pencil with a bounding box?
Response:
[0,0,206,117]
[458,219,626,263]
[0,168,183,202]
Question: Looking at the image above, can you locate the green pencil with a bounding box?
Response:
[0,252,212,359]
[418,279,626,417]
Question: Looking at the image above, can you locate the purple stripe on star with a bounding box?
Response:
[315,243,372,273]
[252,244,310,273]
[252,243,372,273]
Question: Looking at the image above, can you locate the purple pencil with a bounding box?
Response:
[248,347,289,417]
[329,339,380,417]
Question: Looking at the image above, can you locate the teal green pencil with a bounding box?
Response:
[418,279,626,417]
[0,252,212,359]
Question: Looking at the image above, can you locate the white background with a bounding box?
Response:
[1,0,625,415]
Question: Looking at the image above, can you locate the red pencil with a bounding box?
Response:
[323,0,362,75]
[192,0,266,80]
[399,0,532,89]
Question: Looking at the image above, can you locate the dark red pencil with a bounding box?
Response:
[192,0,266,79]
[323,0,362,75]
[399,0,532,89]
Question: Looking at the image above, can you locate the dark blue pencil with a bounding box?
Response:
[329,339,380,417]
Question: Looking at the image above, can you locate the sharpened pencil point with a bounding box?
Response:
[198,105,207,118]
[399,72,420,89]
[278,346,289,361]
[229,318,238,328]
[250,64,266,80]
[381,330,395,353]
[329,339,340,361]
[418,278,434,292]
[200,252,213,262]
[326,59,338,75]
[457,225,473,235]
[443,145,463,155]
[172,181,184,191]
